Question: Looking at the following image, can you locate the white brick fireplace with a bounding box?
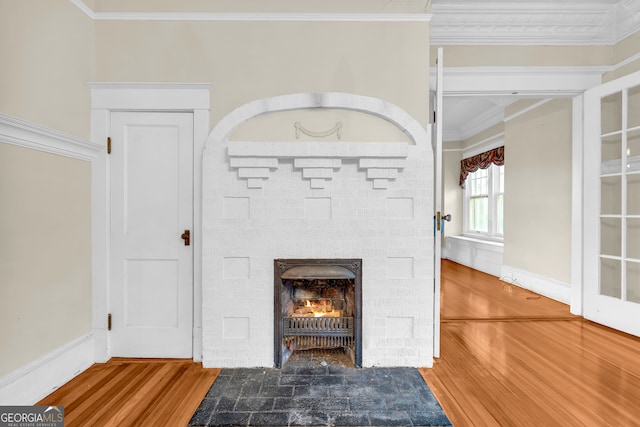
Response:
[201,93,434,368]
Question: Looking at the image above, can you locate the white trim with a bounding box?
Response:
[444,235,503,277]
[209,92,429,147]
[68,0,95,19]
[0,333,94,405]
[613,51,640,71]
[503,99,553,123]
[500,265,571,304]
[0,113,101,161]
[433,66,607,97]
[90,83,210,363]
[571,95,584,316]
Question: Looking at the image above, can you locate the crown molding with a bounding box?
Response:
[69,1,431,22]
[430,1,636,46]
[0,113,101,161]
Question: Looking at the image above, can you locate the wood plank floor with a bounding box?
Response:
[37,359,219,427]
[38,260,640,426]
[421,260,640,426]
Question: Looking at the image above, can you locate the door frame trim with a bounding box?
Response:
[90,83,211,362]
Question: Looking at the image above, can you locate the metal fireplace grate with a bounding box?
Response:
[283,316,354,349]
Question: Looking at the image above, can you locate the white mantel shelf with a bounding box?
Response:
[227,141,409,189]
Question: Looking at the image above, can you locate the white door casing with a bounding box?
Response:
[90,83,211,362]
[583,70,640,337]
[109,112,194,357]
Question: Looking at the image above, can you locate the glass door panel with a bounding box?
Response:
[627,262,640,303]
[600,218,622,257]
[628,85,640,129]
[602,92,623,134]
[628,130,640,173]
[601,176,622,215]
[601,258,622,298]
[628,218,640,259]
[628,174,640,215]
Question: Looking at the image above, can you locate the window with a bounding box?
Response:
[464,164,504,239]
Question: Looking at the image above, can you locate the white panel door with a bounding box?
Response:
[583,70,640,337]
[433,47,444,358]
[110,112,194,357]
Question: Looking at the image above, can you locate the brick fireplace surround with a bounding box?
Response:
[201,93,434,368]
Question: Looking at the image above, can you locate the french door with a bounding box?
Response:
[583,70,640,337]
[109,111,194,357]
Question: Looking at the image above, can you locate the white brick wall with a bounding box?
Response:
[201,93,434,368]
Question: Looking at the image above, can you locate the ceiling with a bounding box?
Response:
[433,0,640,143]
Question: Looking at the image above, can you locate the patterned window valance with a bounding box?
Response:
[459,146,504,187]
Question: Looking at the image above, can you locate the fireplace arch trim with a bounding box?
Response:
[206,92,429,147]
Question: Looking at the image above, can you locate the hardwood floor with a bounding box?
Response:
[421,260,640,426]
[38,260,640,426]
[37,359,219,427]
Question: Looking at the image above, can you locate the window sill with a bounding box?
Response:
[452,234,504,247]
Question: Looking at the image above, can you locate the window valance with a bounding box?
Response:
[459,146,504,187]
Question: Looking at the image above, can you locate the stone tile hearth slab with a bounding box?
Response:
[189,363,451,427]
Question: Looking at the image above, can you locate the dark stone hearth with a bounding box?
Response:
[189,354,451,427]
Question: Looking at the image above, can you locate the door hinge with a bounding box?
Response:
[107,137,111,154]
[107,313,112,331]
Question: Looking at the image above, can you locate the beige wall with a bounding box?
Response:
[0,0,95,378]
[0,0,94,139]
[503,99,573,283]
[0,144,92,377]
[95,20,430,129]
[604,30,640,82]
[431,45,611,68]
[442,148,463,238]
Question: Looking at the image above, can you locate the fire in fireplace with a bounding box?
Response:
[274,259,362,368]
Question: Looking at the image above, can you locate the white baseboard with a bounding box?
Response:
[444,235,504,277]
[500,265,571,304]
[0,333,95,405]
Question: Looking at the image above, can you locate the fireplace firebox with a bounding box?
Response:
[274,259,362,368]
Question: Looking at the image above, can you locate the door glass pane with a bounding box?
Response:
[627,261,640,303]
[601,218,622,257]
[601,176,622,215]
[601,258,622,298]
[628,174,640,216]
[628,130,640,173]
[602,92,623,134]
[601,134,623,174]
[629,85,640,129]
[628,218,640,260]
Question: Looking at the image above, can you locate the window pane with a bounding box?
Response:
[469,168,488,196]
[470,197,488,232]
[498,165,504,193]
